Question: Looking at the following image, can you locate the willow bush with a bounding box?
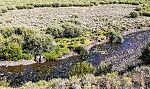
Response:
[69,62,95,76]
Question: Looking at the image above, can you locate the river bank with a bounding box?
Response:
[0,27,149,66]
[0,27,150,87]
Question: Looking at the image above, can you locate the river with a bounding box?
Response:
[0,30,150,86]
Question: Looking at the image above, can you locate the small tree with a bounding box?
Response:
[46,24,64,38]
[69,62,95,77]
[8,35,23,45]
[107,31,124,44]
[141,43,150,64]
[95,62,112,75]
[62,22,83,38]
[129,11,138,18]
[0,27,14,38]
[23,34,55,55]
[0,43,23,61]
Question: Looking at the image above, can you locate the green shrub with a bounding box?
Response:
[0,27,14,38]
[95,62,112,75]
[46,20,84,38]
[42,47,70,60]
[51,3,61,7]
[60,3,70,7]
[33,3,51,7]
[46,24,64,38]
[90,1,98,6]
[69,62,95,76]
[74,46,87,55]
[0,34,5,47]
[70,14,79,18]
[22,53,34,60]
[37,80,49,86]
[42,51,60,60]
[62,22,83,38]
[7,6,15,10]
[16,5,27,9]
[129,11,138,18]
[115,35,124,44]
[22,28,36,36]
[130,2,140,5]
[0,43,23,61]
[33,4,43,7]
[23,34,55,55]
[99,1,109,4]
[8,35,23,45]
[16,5,34,9]
[135,7,142,11]
[14,27,24,35]
[66,19,81,25]
[26,5,34,9]
[1,8,8,13]
[142,12,150,17]
[141,43,150,64]
[107,31,124,44]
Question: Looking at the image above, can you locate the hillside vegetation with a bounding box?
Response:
[0,0,148,11]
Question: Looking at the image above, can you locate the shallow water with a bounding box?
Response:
[0,30,150,86]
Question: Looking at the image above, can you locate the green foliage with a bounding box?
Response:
[107,31,124,44]
[46,20,85,38]
[0,43,23,61]
[141,43,150,64]
[129,11,138,18]
[0,34,5,47]
[95,62,112,75]
[69,62,95,76]
[135,7,142,11]
[0,27,14,38]
[74,46,87,55]
[142,12,150,17]
[51,3,61,7]
[62,22,83,38]
[142,4,150,12]
[130,1,140,5]
[7,6,15,10]
[16,5,34,9]
[56,37,90,51]
[42,47,70,60]
[1,8,8,13]
[8,35,23,45]
[136,5,150,17]
[23,34,54,55]
[14,27,24,35]
[46,24,64,38]
[22,53,34,60]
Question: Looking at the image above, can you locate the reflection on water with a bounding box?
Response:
[0,30,150,86]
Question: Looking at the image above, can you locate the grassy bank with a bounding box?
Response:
[0,19,107,61]
[0,14,150,61]
[2,42,150,88]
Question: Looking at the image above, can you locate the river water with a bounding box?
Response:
[0,30,150,86]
